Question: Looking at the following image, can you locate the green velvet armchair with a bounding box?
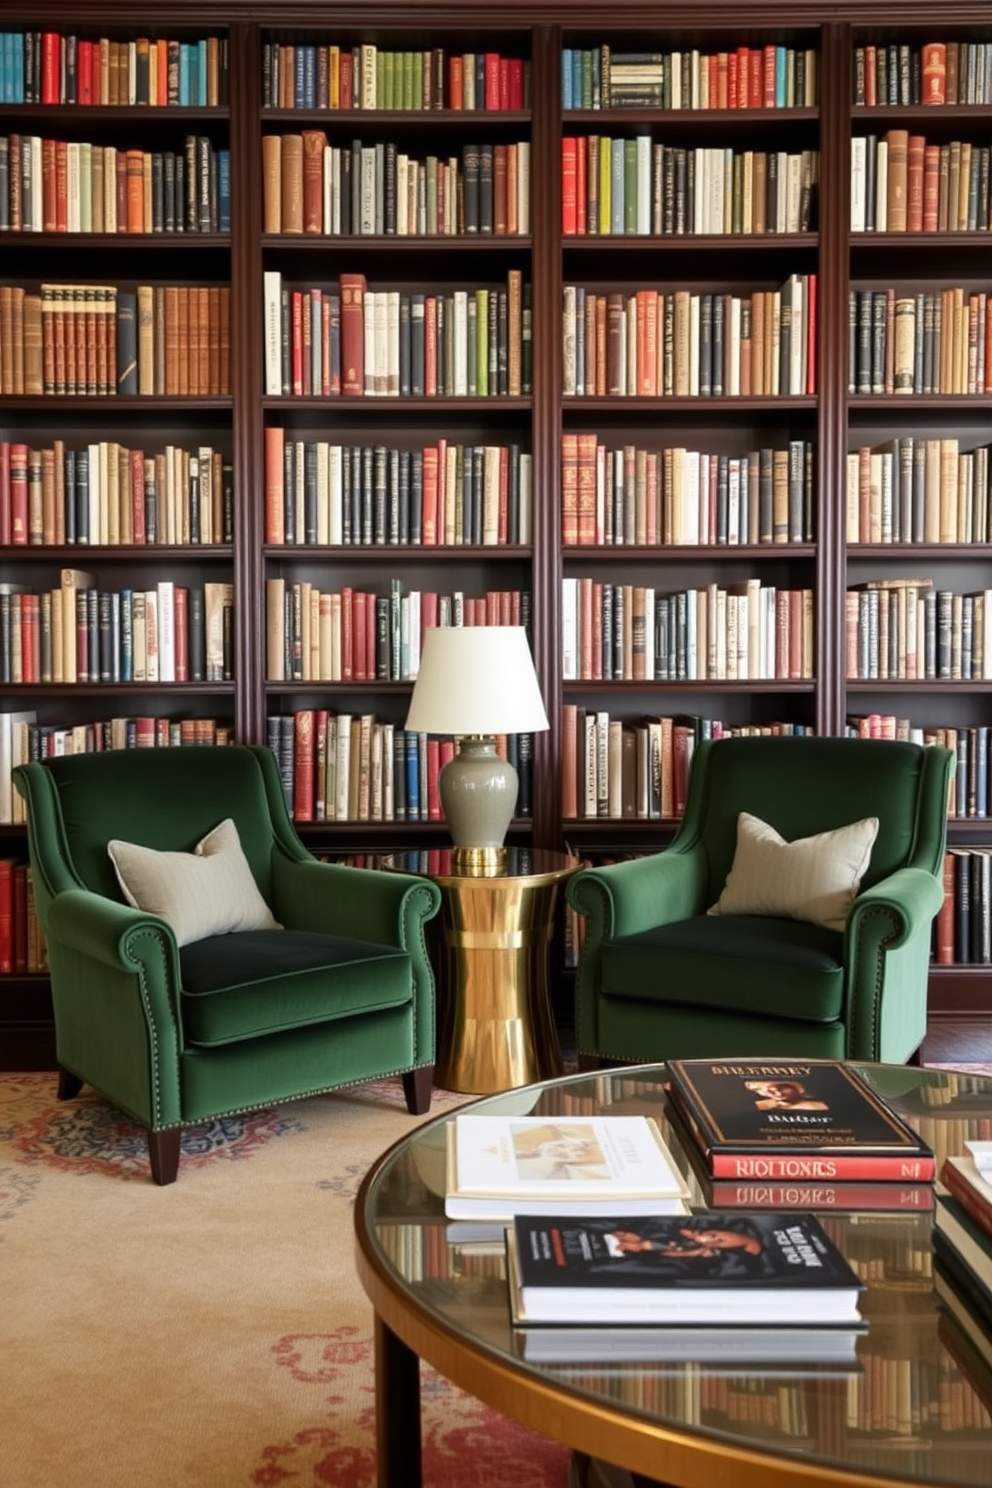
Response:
[13,745,441,1184]
[567,736,954,1069]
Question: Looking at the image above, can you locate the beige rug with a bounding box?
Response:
[1,1072,572,1488]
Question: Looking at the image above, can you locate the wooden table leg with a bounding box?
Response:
[374,1313,422,1488]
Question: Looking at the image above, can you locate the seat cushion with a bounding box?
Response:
[180,929,413,1046]
[600,914,845,1024]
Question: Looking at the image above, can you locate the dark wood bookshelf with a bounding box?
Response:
[3,0,992,1067]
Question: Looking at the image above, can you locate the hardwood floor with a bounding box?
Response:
[923,1017,992,1066]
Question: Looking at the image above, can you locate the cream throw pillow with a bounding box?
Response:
[108,818,281,948]
[708,811,879,933]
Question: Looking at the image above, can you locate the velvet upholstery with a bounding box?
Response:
[13,746,441,1183]
[566,736,954,1068]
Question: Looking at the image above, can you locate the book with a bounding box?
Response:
[934,1256,992,1379]
[445,1114,690,1222]
[665,1059,935,1181]
[705,1177,934,1213]
[935,1192,992,1295]
[940,1150,992,1240]
[505,1210,865,1327]
[513,1320,863,1368]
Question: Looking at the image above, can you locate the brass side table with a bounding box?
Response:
[380,848,578,1094]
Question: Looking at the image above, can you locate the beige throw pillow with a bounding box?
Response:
[708,811,879,933]
[107,818,281,948]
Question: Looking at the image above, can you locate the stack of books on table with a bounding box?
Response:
[664,1058,936,1209]
[933,1140,992,1374]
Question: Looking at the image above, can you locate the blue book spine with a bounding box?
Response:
[178,44,190,106]
[405,731,421,819]
[294,45,306,108]
[197,39,207,105]
[120,591,133,681]
[303,45,316,109]
[217,149,230,232]
[776,46,787,107]
[561,48,573,110]
[572,52,583,113]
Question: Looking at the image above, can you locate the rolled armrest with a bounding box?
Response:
[847,865,945,950]
[47,888,179,972]
[271,856,441,947]
[566,843,709,941]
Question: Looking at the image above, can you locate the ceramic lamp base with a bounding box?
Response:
[439,736,518,860]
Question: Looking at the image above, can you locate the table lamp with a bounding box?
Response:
[405,625,549,870]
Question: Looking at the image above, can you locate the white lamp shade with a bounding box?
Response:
[405,626,549,736]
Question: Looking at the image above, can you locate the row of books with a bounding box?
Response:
[561,578,815,683]
[261,42,530,114]
[848,718,992,820]
[0,134,230,236]
[561,716,814,824]
[262,270,530,400]
[1,577,234,686]
[844,581,992,682]
[845,437,992,547]
[561,44,819,111]
[851,132,992,236]
[563,276,817,399]
[0,440,232,547]
[262,133,530,238]
[263,432,532,549]
[0,31,227,108]
[0,282,232,398]
[561,140,818,237]
[264,582,526,684]
[266,711,532,824]
[0,709,235,824]
[937,849,992,966]
[849,286,992,398]
[562,436,814,548]
[0,860,45,973]
[852,40,992,108]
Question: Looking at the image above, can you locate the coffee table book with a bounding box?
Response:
[445,1115,690,1222]
[512,1320,863,1368]
[504,1211,865,1327]
[941,1151,992,1238]
[934,1193,992,1297]
[665,1059,935,1182]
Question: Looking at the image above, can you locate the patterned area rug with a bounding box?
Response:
[1,1072,572,1488]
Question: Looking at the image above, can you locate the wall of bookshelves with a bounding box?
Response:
[2,1,992,1064]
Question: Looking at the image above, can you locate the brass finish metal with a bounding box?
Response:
[380,848,578,1093]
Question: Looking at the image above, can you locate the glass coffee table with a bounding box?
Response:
[354,1064,992,1488]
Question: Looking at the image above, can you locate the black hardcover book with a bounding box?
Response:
[398,449,411,545]
[188,587,205,681]
[506,1211,865,1327]
[304,443,318,545]
[665,1059,935,1182]
[409,450,423,544]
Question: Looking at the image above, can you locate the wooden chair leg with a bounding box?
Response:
[57,1067,84,1100]
[402,1066,434,1115]
[147,1129,182,1186]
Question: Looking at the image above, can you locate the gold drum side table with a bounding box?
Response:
[380,848,578,1093]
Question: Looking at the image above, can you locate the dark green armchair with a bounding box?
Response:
[14,745,441,1184]
[567,736,954,1069]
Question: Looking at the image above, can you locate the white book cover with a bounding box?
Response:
[0,709,37,824]
[156,580,175,682]
[446,1115,690,1221]
[262,270,283,395]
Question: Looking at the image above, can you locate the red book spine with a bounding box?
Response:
[291,291,304,396]
[13,863,28,971]
[424,296,437,395]
[174,586,189,682]
[130,449,146,545]
[0,441,10,545]
[484,53,500,110]
[710,1152,936,1181]
[422,446,438,543]
[42,33,61,104]
[426,737,442,820]
[294,708,315,821]
[561,138,577,235]
[341,586,354,680]
[0,861,12,975]
[353,590,367,680]
[78,41,94,105]
[9,442,28,546]
[339,273,366,396]
[364,592,376,682]
[749,49,763,108]
[709,1179,934,1212]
